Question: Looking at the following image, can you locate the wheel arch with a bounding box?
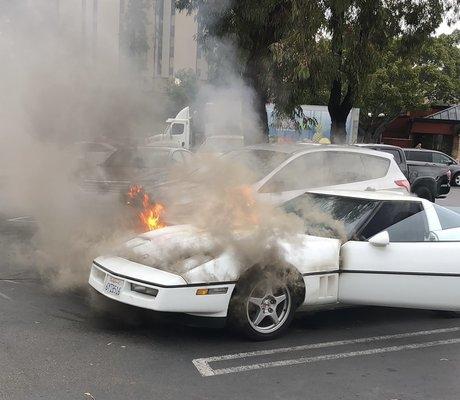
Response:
[233,263,306,307]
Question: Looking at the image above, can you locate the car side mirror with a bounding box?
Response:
[368,231,390,247]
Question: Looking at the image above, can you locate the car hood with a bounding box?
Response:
[118,224,341,284]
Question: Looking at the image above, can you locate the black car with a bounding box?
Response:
[404,149,460,187]
[356,144,450,202]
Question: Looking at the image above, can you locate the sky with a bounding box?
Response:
[435,19,460,35]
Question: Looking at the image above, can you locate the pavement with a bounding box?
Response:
[1,188,460,400]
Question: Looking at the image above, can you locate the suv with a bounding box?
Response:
[356,144,450,202]
[405,149,460,187]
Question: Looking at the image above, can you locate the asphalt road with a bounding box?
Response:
[1,188,460,400]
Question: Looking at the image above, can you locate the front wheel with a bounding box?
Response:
[229,268,299,340]
[413,186,434,202]
[452,173,460,187]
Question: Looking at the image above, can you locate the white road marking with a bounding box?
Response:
[0,290,12,301]
[193,326,460,377]
[0,279,20,285]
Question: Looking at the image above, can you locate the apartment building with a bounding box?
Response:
[55,0,207,82]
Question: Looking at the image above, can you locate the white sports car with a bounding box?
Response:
[89,190,460,340]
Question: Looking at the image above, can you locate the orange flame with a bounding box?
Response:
[127,185,166,231]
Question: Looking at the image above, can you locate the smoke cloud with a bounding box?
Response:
[0,2,346,297]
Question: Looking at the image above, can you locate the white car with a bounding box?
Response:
[215,144,410,204]
[89,190,460,340]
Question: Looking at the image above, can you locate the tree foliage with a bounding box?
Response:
[359,29,460,141]
[164,69,200,116]
[176,0,457,143]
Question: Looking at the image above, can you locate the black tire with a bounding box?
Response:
[228,266,303,341]
[452,173,460,187]
[413,186,434,202]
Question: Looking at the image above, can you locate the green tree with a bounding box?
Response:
[176,0,299,138]
[359,30,460,142]
[177,0,457,143]
[164,69,200,116]
[273,0,458,143]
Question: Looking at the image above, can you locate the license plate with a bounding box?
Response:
[104,276,124,296]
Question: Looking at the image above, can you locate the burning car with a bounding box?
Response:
[89,190,460,340]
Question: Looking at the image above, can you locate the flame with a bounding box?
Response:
[127,184,166,231]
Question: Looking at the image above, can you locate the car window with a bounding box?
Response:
[259,152,326,192]
[360,201,428,242]
[282,193,379,240]
[171,123,185,135]
[405,150,432,162]
[433,204,460,230]
[327,152,390,183]
[222,149,290,184]
[260,151,390,193]
[433,152,452,165]
[380,149,402,164]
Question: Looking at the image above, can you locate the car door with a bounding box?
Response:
[339,199,460,311]
[405,150,439,178]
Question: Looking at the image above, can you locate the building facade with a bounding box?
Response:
[119,0,207,82]
[56,0,207,83]
[382,105,460,158]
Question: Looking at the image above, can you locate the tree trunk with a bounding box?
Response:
[330,118,348,144]
[253,88,269,143]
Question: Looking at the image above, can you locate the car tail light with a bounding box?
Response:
[395,179,411,192]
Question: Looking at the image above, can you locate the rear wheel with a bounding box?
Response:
[413,186,434,202]
[229,267,302,340]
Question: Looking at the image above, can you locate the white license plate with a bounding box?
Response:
[104,276,124,296]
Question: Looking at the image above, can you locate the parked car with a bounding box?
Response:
[357,144,450,202]
[404,148,460,187]
[89,189,460,340]
[81,145,192,193]
[146,144,409,205]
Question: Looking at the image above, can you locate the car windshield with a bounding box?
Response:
[282,193,379,240]
[221,149,291,183]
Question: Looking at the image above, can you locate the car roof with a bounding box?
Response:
[239,143,393,158]
[355,143,402,150]
[306,189,424,202]
[404,148,434,153]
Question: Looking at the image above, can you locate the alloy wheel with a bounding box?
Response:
[246,280,291,334]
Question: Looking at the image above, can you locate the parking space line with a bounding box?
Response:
[193,326,460,377]
[0,291,12,300]
[195,338,460,377]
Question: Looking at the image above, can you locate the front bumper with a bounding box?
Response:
[88,257,236,318]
